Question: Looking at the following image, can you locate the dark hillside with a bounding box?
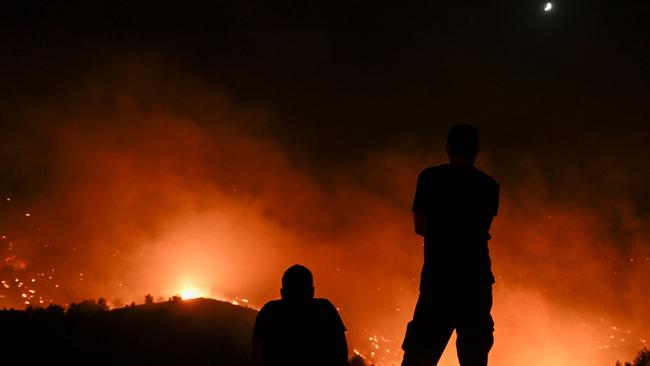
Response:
[0,298,257,365]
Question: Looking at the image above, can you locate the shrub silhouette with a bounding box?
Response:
[616,348,650,366]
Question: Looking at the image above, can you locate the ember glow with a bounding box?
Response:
[0,64,648,366]
[179,286,204,300]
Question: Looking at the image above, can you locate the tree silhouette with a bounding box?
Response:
[97,297,109,311]
[67,299,109,316]
[46,304,64,316]
[144,294,154,305]
[169,295,182,303]
[616,348,650,366]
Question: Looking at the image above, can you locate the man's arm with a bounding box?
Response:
[321,299,350,366]
[334,330,350,366]
[414,212,427,237]
[492,181,500,217]
[252,336,266,366]
[252,305,270,366]
[412,169,430,237]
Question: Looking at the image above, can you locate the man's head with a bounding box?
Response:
[280,264,315,303]
[446,123,480,165]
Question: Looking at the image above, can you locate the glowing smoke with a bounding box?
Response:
[0,60,648,365]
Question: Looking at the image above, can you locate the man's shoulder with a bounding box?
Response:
[312,298,342,319]
[418,164,449,179]
[313,298,336,309]
[472,167,499,189]
[313,298,346,331]
[419,164,498,190]
[259,299,284,314]
[260,299,337,313]
[254,300,285,337]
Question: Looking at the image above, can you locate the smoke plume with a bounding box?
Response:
[0,58,648,365]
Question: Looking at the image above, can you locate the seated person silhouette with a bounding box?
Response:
[252,264,349,366]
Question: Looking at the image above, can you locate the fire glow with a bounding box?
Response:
[0,77,648,365]
[179,286,204,300]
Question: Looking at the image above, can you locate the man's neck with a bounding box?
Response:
[448,157,475,166]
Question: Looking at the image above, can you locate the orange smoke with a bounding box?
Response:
[0,62,648,365]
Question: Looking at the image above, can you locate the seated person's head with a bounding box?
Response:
[281,264,315,303]
[447,123,480,164]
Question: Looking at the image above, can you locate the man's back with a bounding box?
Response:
[402,124,498,366]
[413,163,499,290]
[253,298,347,366]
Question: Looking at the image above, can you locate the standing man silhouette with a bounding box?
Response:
[401,124,499,366]
[253,264,349,366]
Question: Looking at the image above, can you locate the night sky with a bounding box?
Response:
[1,1,649,365]
[3,1,649,164]
[0,1,650,212]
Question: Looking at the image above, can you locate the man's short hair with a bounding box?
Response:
[282,264,313,291]
[447,123,479,157]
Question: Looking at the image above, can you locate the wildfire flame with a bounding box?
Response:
[179,286,204,300]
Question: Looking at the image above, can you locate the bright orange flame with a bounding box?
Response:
[179,286,203,300]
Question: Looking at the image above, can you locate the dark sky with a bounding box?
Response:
[1,0,649,206]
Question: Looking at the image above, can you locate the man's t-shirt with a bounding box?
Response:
[253,298,347,366]
[412,163,499,291]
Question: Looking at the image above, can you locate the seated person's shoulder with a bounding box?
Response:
[258,299,284,316]
[254,300,285,338]
[313,298,336,310]
[313,298,346,332]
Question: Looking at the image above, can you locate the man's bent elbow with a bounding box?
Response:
[413,213,427,237]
